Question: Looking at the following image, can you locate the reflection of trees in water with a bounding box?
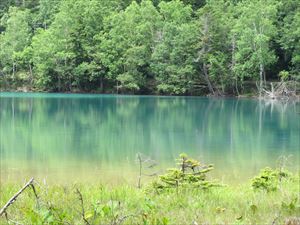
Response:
[1,96,299,175]
[261,99,298,114]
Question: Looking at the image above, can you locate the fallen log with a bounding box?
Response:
[0,178,34,216]
[262,82,297,99]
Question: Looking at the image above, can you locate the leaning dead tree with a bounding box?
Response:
[0,178,38,217]
[261,81,298,100]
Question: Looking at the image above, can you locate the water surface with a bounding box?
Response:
[1,93,299,184]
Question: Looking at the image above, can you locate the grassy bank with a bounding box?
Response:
[0,178,299,224]
[1,170,299,224]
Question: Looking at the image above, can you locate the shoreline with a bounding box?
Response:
[1,90,300,102]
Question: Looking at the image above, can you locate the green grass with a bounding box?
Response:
[0,173,299,225]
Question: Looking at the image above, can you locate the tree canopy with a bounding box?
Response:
[0,0,299,95]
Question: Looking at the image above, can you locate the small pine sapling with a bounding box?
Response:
[151,153,219,192]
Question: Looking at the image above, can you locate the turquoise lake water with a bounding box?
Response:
[0,93,299,184]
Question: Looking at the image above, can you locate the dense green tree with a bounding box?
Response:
[31,0,78,91]
[232,0,279,96]
[0,7,31,85]
[0,0,38,16]
[99,0,160,93]
[74,0,124,91]
[0,0,299,95]
[36,0,61,29]
[196,0,234,95]
[288,12,300,76]
[279,0,300,79]
[31,0,135,91]
[151,0,198,94]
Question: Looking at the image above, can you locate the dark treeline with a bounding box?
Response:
[0,0,299,95]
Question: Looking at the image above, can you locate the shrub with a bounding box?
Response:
[151,153,219,192]
[251,167,290,192]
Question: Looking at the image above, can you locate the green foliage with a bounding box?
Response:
[31,0,79,91]
[232,0,278,90]
[151,1,198,94]
[279,0,300,76]
[36,0,61,28]
[251,167,290,192]
[0,0,299,94]
[151,153,218,191]
[1,170,299,224]
[0,7,31,87]
[30,0,124,91]
[279,70,290,81]
[99,0,160,93]
[197,0,235,94]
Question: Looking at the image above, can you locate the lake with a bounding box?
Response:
[0,93,299,185]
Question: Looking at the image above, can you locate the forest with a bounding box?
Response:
[1,1,300,224]
[0,0,299,95]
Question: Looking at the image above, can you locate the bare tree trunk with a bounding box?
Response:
[201,15,216,96]
[12,62,15,81]
[203,62,215,95]
[259,63,264,98]
[253,22,265,98]
[29,64,33,86]
[231,36,239,95]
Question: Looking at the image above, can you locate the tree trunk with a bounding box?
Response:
[29,64,33,86]
[259,63,264,98]
[203,62,215,95]
[12,62,15,81]
[263,70,266,86]
[100,76,104,93]
[200,15,216,96]
[231,36,239,95]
